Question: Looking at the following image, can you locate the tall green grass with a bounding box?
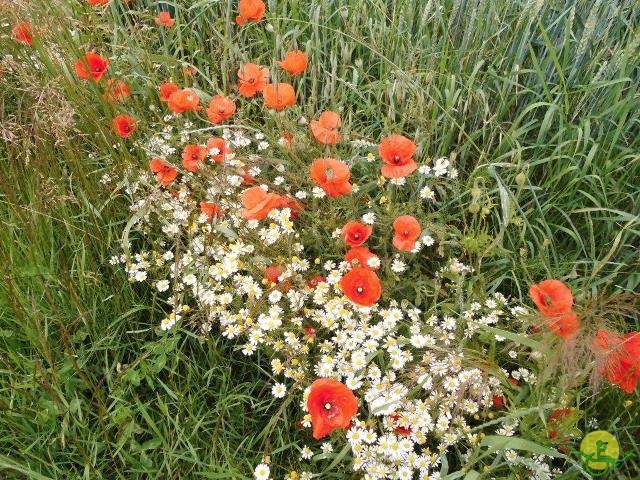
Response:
[1,0,638,477]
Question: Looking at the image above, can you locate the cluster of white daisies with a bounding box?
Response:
[107,114,558,479]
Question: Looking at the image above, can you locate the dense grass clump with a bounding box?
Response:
[1,0,638,478]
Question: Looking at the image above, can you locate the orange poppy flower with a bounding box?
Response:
[262,83,296,110]
[149,159,178,186]
[240,186,288,221]
[88,0,110,5]
[264,265,284,285]
[392,215,421,251]
[237,63,268,98]
[277,50,307,76]
[340,267,382,307]
[112,114,136,138]
[235,0,266,26]
[529,279,574,317]
[309,158,352,198]
[390,413,412,437]
[159,81,179,102]
[310,111,341,145]
[307,378,358,440]
[182,144,207,172]
[12,23,34,45]
[155,11,175,27]
[345,247,379,270]
[206,137,232,163]
[544,311,580,339]
[75,52,109,82]
[206,95,236,124]
[103,79,131,102]
[592,329,640,394]
[341,221,372,247]
[200,201,223,221]
[379,134,418,178]
[167,88,201,113]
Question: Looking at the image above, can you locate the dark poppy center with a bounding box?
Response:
[353,233,360,240]
[356,286,365,295]
[248,78,255,84]
[543,294,553,306]
[392,155,401,164]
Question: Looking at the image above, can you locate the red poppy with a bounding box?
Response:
[379,134,417,178]
[88,0,110,5]
[277,50,307,76]
[112,114,136,138]
[167,89,201,113]
[309,158,352,198]
[263,83,296,110]
[103,79,131,102]
[159,81,179,102]
[307,275,326,289]
[310,111,341,145]
[12,23,34,45]
[529,279,574,317]
[155,11,175,27]
[206,137,232,163]
[240,186,288,221]
[149,159,178,186]
[206,95,236,124]
[307,378,358,440]
[492,395,505,408]
[182,144,207,172]
[341,221,372,247]
[390,413,412,436]
[200,201,223,221]
[242,167,256,185]
[264,265,284,284]
[592,329,640,394]
[340,267,382,307]
[236,0,266,26]
[75,52,109,82]
[345,247,379,270]
[237,63,268,98]
[392,215,421,251]
[544,311,579,339]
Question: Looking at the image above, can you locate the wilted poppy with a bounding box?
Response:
[149,159,177,186]
[340,267,382,307]
[392,215,421,251]
[112,114,136,138]
[264,265,284,285]
[309,158,352,198]
[236,0,266,26]
[379,134,417,178]
[103,79,131,102]
[182,144,207,172]
[592,329,640,394]
[390,413,412,437]
[278,50,307,76]
[307,378,358,440]
[155,11,175,27]
[167,88,201,113]
[240,186,288,221]
[200,201,223,221]
[341,221,372,247]
[238,63,268,98]
[310,111,341,145]
[75,52,109,81]
[12,23,33,45]
[159,81,179,102]
[529,279,574,317]
[263,83,296,110]
[307,275,326,289]
[345,247,379,270]
[206,137,232,163]
[206,95,236,124]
